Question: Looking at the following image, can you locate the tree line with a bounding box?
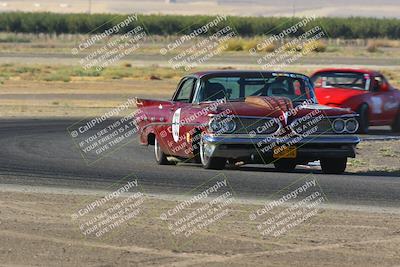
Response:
[0,12,399,39]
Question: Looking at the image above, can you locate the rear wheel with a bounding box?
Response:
[200,137,226,170]
[154,138,176,165]
[320,158,347,174]
[391,111,400,133]
[357,104,369,134]
[273,159,297,172]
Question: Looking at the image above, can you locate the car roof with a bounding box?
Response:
[190,70,309,79]
[311,68,380,76]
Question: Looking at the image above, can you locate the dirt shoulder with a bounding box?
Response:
[0,187,399,267]
[348,140,400,176]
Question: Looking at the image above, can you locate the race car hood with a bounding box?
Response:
[202,96,353,119]
[202,97,289,118]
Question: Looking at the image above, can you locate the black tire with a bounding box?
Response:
[320,158,347,174]
[192,130,202,164]
[154,138,176,165]
[391,111,400,133]
[273,159,297,172]
[357,104,369,134]
[200,138,226,170]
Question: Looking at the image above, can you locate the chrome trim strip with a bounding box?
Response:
[141,122,205,131]
[208,114,278,120]
[326,114,359,118]
[203,134,360,145]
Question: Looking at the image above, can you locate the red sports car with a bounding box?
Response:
[135,71,360,174]
[311,68,400,133]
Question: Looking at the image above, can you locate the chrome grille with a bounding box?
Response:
[232,117,280,135]
[290,117,334,135]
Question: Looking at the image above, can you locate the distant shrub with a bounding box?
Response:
[71,67,101,77]
[367,38,400,48]
[367,41,380,52]
[43,73,71,82]
[284,43,303,52]
[0,34,30,43]
[224,38,245,51]
[241,38,259,51]
[258,43,277,53]
[305,40,327,52]
[242,37,277,53]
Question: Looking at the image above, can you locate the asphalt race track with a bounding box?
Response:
[1,118,399,208]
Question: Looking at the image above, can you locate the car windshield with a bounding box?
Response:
[198,74,315,103]
[311,72,369,90]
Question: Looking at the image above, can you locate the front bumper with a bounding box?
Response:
[202,134,360,161]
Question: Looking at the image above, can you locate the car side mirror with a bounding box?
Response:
[380,82,389,92]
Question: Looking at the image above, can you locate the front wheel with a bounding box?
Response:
[154,138,176,165]
[200,137,226,170]
[391,111,400,133]
[273,159,297,172]
[357,104,369,134]
[320,158,347,174]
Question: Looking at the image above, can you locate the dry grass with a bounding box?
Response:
[224,38,327,53]
[367,41,381,53]
[0,33,399,58]
[0,63,186,83]
[367,39,400,48]
[1,64,398,86]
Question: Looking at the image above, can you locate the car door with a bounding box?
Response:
[369,75,397,124]
[160,77,197,157]
[381,76,399,122]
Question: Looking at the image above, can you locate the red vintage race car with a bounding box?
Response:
[135,71,360,174]
[311,68,400,133]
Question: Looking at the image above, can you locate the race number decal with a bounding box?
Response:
[371,96,383,114]
[172,108,181,142]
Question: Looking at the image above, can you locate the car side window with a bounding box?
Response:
[175,78,196,102]
[372,76,383,92]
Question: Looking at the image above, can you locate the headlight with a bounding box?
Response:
[333,119,346,133]
[332,118,359,133]
[208,116,236,134]
[345,118,359,133]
